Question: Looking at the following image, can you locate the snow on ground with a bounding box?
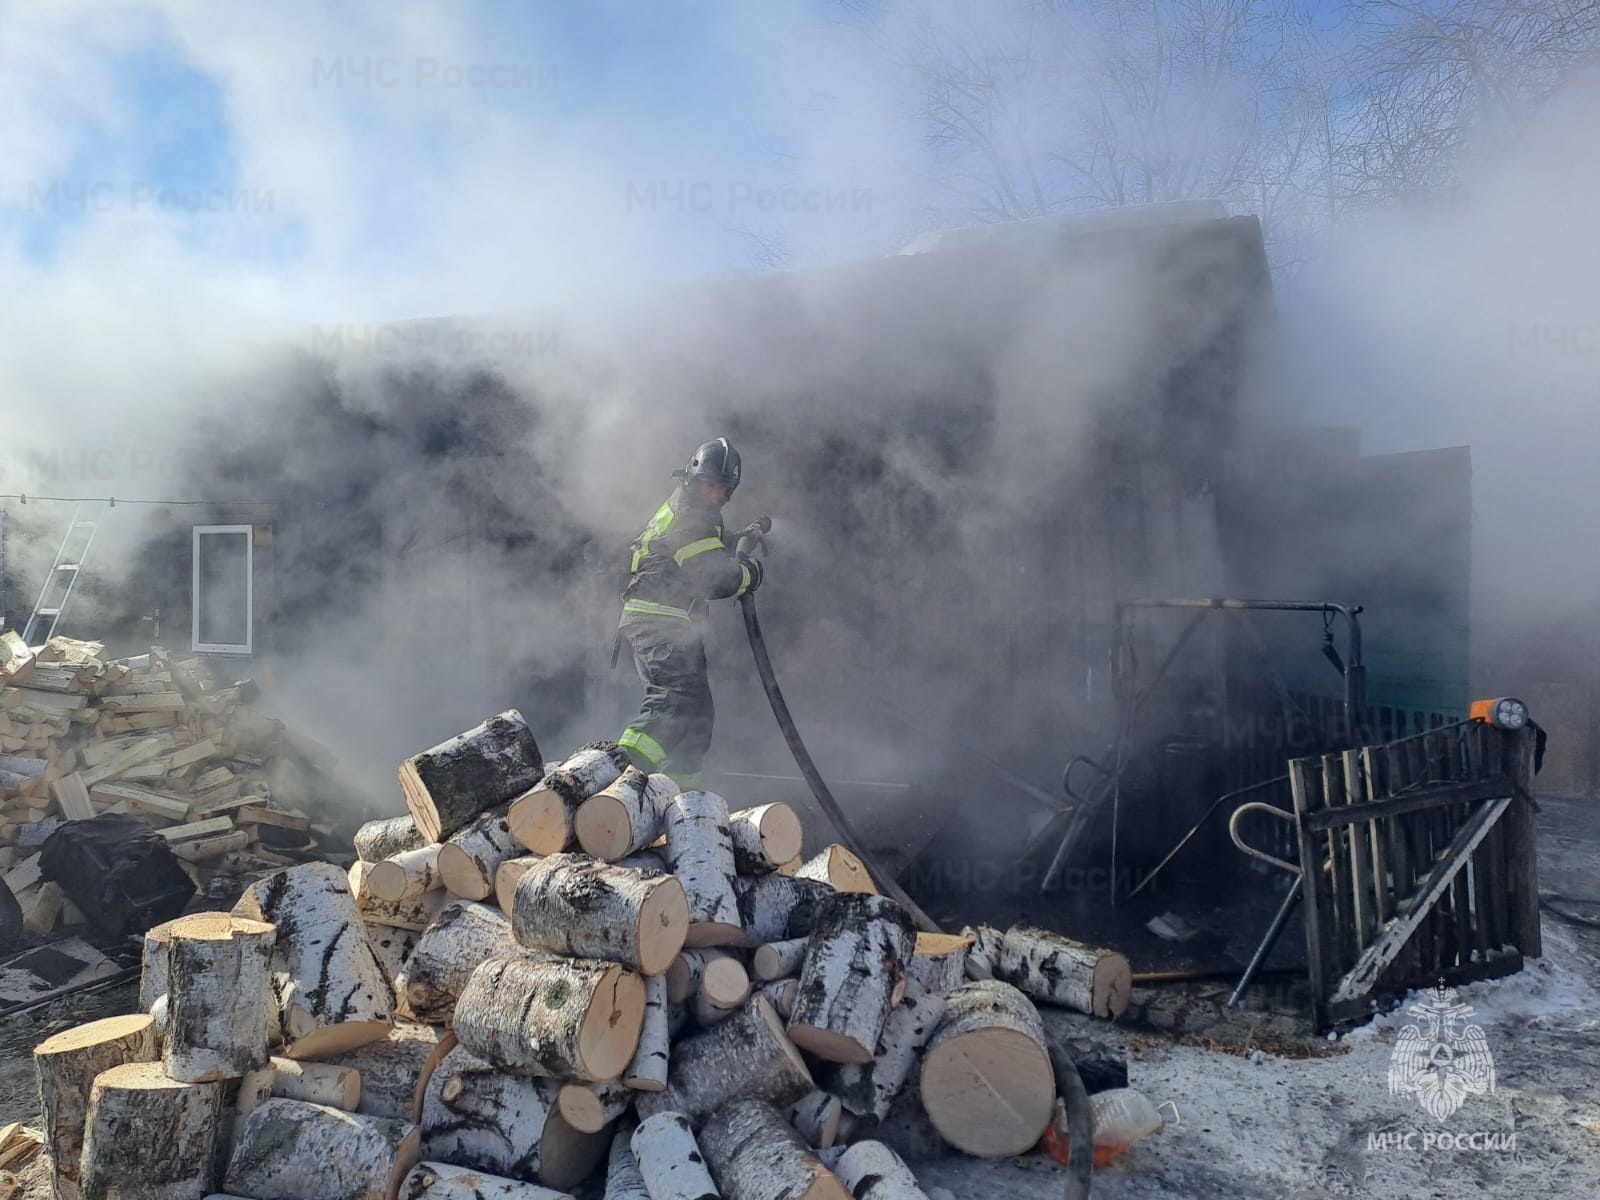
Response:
[909,795,1600,1199]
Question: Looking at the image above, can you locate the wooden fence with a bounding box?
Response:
[1288,723,1539,1028]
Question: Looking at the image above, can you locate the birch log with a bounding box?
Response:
[399,710,545,843]
[139,920,176,1013]
[366,845,442,904]
[918,980,1054,1158]
[700,1099,850,1200]
[795,845,875,895]
[629,1112,719,1200]
[604,1127,651,1200]
[760,979,798,1022]
[351,860,448,932]
[79,1062,222,1200]
[322,1023,456,1123]
[823,981,946,1120]
[496,856,542,917]
[354,815,425,864]
[452,956,644,1083]
[787,893,916,1065]
[623,973,670,1092]
[666,949,725,1004]
[833,1142,929,1200]
[399,1162,574,1200]
[635,995,813,1127]
[510,852,688,977]
[419,1046,560,1178]
[364,924,419,992]
[615,849,667,874]
[732,876,832,948]
[690,983,748,1028]
[906,932,973,997]
[994,926,1133,1019]
[419,1047,606,1191]
[752,938,809,982]
[728,804,804,876]
[266,1056,360,1110]
[164,913,276,1083]
[670,950,749,1011]
[960,925,1003,981]
[437,808,524,901]
[663,790,741,946]
[508,744,630,855]
[224,1098,418,1200]
[232,863,394,1058]
[788,1091,843,1149]
[574,767,665,861]
[396,900,525,1023]
[34,1014,158,1200]
[555,1082,631,1134]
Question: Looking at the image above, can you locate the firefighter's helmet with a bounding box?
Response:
[678,437,742,494]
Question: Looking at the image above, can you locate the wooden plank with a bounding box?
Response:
[1302,776,1519,831]
[1421,732,1459,970]
[80,733,179,787]
[1330,796,1511,1004]
[189,794,259,820]
[1340,749,1378,949]
[97,692,186,713]
[1290,756,1334,1026]
[192,765,235,792]
[235,804,309,832]
[1503,727,1542,957]
[1401,735,1440,974]
[165,737,219,770]
[0,631,36,685]
[1321,752,1356,973]
[8,689,87,714]
[2,852,42,893]
[49,773,95,821]
[1464,724,1494,966]
[156,816,234,843]
[87,782,190,822]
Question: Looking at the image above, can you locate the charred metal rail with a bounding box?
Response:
[1115,598,1367,747]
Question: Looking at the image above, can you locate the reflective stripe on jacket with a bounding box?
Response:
[623,486,750,610]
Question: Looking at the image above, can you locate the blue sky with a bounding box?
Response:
[3,0,899,301]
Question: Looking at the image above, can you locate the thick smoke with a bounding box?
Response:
[2,1,1597,824]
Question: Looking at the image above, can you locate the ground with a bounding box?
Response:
[2,795,1596,1199]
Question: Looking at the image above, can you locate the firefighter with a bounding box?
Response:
[616,438,764,786]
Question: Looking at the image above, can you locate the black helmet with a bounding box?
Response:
[678,437,742,494]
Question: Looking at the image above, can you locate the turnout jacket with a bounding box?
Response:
[622,486,755,618]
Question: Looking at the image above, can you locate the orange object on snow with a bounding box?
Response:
[1041,1088,1165,1168]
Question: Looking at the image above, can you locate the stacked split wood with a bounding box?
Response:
[28,711,1141,1196]
[0,636,360,939]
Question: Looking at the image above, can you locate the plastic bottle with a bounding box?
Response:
[1039,1086,1165,1168]
[1088,1087,1165,1165]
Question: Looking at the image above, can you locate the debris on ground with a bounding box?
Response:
[0,636,359,944]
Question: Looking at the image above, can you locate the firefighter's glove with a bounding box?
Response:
[738,554,765,596]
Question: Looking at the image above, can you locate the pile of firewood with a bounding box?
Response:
[28,707,1135,1199]
[0,632,344,938]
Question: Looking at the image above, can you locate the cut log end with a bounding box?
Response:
[786,1023,876,1066]
[281,1019,393,1061]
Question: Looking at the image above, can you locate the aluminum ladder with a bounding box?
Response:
[22,502,104,648]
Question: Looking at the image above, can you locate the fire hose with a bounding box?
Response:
[734,519,941,935]
[735,520,1094,1194]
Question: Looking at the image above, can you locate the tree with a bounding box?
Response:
[835,0,1600,270]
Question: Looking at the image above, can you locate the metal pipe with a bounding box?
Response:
[1227,874,1304,1009]
[1116,598,1367,747]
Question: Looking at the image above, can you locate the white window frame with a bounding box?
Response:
[192,525,254,654]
